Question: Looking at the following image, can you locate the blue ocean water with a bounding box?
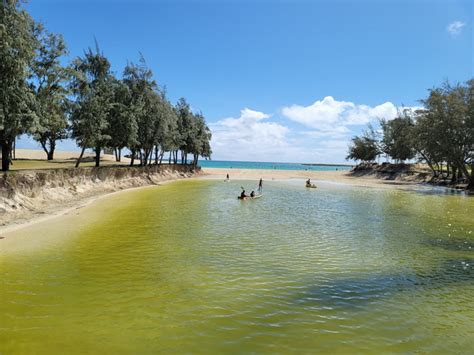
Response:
[199,160,352,171]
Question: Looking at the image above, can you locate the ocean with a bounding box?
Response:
[198,160,352,171]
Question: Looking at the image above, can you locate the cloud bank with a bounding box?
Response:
[281,96,397,129]
[210,108,299,162]
[210,97,406,163]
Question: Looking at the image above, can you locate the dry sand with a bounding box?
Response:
[14,148,130,162]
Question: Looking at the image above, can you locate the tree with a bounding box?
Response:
[70,44,113,167]
[175,97,194,164]
[466,79,474,189]
[153,93,179,165]
[420,82,471,183]
[123,56,159,166]
[189,112,212,166]
[108,78,137,162]
[380,110,415,162]
[30,28,70,160]
[410,108,444,175]
[0,0,38,171]
[346,126,380,162]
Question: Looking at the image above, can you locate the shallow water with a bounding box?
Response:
[1,180,473,353]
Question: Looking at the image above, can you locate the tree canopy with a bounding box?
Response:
[0,1,212,171]
[347,80,474,190]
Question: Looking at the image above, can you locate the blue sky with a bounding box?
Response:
[18,0,472,163]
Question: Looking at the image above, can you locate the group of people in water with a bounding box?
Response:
[230,174,315,199]
[239,177,263,199]
[306,178,317,188]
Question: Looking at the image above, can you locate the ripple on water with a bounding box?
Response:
[1,179,473,353]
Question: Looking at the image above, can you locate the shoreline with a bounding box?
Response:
[199,167,425,189]
[0,167,431,242]
[0,165,199,238]
[0,181,176,238]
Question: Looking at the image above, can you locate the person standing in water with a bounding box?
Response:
[258,178,263,193]
[226,173,229,181]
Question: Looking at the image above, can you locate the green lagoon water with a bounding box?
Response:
[1,179,473,354]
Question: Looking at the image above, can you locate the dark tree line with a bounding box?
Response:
[347,80,474,189]
[0,0,211,172]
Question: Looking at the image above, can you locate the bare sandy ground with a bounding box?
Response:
[14,148,131,162]
[200,168,418,189]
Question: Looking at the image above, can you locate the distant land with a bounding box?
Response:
[302,163,353,167]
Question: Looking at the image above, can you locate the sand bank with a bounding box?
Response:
[0,165,199,236]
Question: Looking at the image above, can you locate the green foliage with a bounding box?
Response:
[380,110,415,162]
[123,56,160,164]
[349,79,474,189]
[30,27,70,160]
[108,78,137,161]
[1,4,212,171]
[346,126,380,162]
[70,45,114,166]
[189,112,212,165]
[0,0,38,171]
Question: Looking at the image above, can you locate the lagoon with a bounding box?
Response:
[1,179,473,353]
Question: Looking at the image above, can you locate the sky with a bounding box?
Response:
[17,0,472,163]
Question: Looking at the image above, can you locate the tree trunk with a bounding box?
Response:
[457,161,469,180]
[2,142,11,172]
[154,146,159,165]
[159,151,164,165]
[40,140,50,159]
[450,166,457,184]
[12,138,16,160]
[95,147,101,167]
[76,147,86,168]
[169,152,172,165]
[47,139,56,160]
[468,164,474,191]
[130,149,135,166]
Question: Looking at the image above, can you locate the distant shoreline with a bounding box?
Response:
[301,163,353,167]
[198,160,351,171]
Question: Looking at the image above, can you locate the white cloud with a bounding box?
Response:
[209,98,420,164]
[447,21,466,36]
[210,108,300,162]
[281,96,398,130]
[299,125,350,139]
